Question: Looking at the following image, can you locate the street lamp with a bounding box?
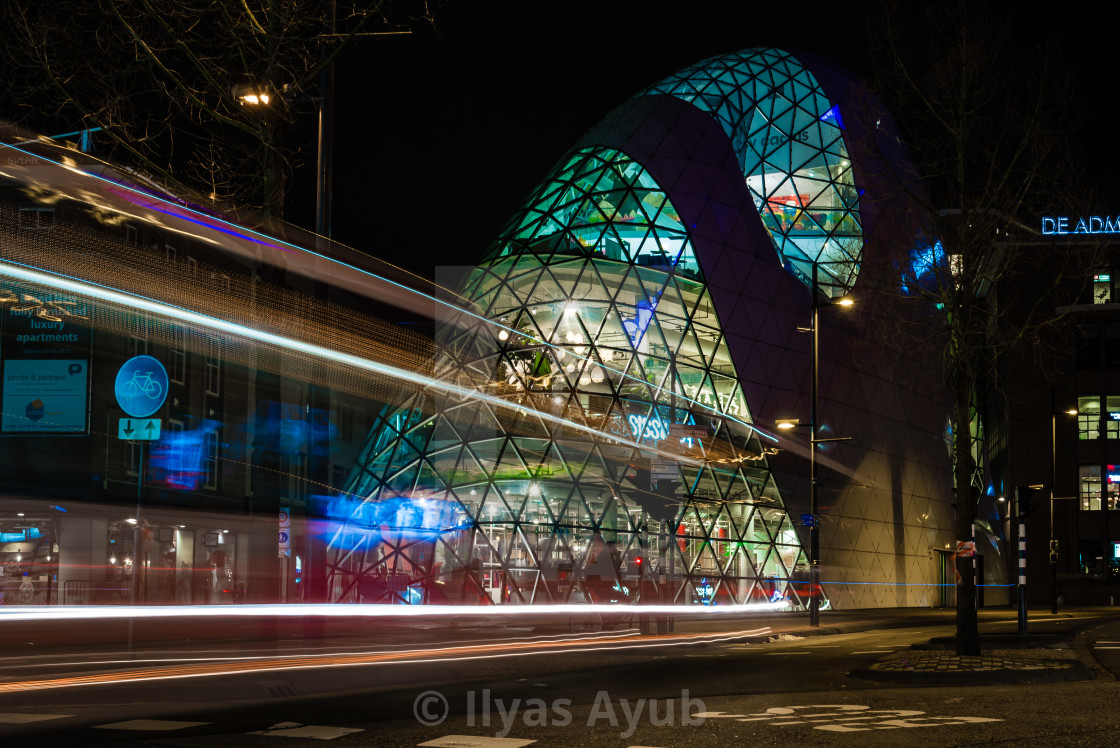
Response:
[776,263,854,627]
[236,81,332,243]
[1050,406,1078,614]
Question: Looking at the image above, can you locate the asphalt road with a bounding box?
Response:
[4,608,1120,747]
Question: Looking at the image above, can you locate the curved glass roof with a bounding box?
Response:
[642,48,863,297]
[483,148,701,278]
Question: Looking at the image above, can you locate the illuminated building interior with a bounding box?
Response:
[323,49,866,607]
[643,48,863,299]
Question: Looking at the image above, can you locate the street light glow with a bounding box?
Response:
[775,418,800,430]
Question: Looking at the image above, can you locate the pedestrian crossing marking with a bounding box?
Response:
[0,713,73,724]
[249,723,364,739]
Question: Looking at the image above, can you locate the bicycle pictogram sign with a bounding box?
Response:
[114,355,169,418]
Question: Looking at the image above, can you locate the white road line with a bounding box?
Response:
[94,719,210,731]
[0,713,73,724]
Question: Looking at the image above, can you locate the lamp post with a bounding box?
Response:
[1051,405,1078,614]
[777,263,853,627]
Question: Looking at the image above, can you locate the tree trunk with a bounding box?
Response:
[954,375,981,655]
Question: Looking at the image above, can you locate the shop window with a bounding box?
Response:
[1079,539,1104,578]
[1094,272,1113,304]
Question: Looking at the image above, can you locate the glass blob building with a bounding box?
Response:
[325,49,956,608]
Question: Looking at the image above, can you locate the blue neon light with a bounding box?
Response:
[819,104,845,130]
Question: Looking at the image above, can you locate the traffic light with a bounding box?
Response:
[1015,485,1045,519]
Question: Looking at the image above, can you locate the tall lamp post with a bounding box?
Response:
[777,263,853,627]
[1051,406,1078,614]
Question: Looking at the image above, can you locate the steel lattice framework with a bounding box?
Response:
[326,146,814,607]
[324,48,869,608]
[644,47,863,298]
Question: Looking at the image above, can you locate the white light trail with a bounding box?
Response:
[0,602,791,623]
[0,260,728,464]
[0,138,777,442]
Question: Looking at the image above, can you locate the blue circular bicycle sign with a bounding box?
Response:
[115,355,169,418]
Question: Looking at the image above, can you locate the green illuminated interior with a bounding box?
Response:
[644,47,862,297]
[330,147,816,608]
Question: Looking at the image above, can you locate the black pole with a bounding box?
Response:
[1051,409,1058,614]
[1017,487,1028,635]
[809,264,819,627]
[315,0,336,245]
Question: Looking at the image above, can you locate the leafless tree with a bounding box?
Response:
[865,1,1098,655]
[1,1,436,218]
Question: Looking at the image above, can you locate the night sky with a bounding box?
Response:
[314,2,1113,281]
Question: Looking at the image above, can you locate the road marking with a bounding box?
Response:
[851,650,894,654]
[250,723,364,739]
[419,737,537,747]
[763,652,812,655]
[0,713,73,724]
[699,705,1003,732]
[94,719,210,731]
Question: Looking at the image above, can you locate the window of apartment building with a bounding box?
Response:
[203,429,219,490]
[18,207,54,229]
[129,315,149,357]
[1107,324,1120,369]
[1077,396,1120,439]
[1078,324,1100,370]
[1094,272,1113,304]
[1081,464,1120,510]
[169,325,186,384]
[205,337,220,396]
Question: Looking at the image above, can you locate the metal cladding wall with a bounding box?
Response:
[571,55,957,607]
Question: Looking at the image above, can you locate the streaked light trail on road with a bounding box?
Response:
[0,628,770,693]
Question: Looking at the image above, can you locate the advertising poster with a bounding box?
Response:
[1,359,88,433]
[0,292,92,435]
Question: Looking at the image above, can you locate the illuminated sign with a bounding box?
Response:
[2,360,88,434]
[1042,216,1120,235]
[1096,274,1112,282]
[627,414,669,441]
[114,355,169,417]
